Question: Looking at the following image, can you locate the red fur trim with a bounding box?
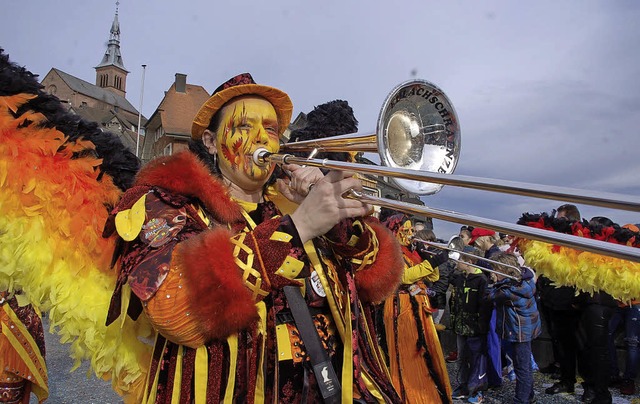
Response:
[176,227,258,341]
[355,218,403,303]
[134,151,243,224]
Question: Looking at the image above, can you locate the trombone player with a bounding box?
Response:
[106,73,405,403]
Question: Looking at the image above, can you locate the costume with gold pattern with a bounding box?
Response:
[106,150,404,403]
[381,215,452,403]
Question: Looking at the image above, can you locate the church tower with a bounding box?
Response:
[95,1,128,97]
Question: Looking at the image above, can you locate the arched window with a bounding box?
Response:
[47,85,57,95]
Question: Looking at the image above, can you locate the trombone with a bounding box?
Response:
[253,79,640,262]
[414,237,522,282]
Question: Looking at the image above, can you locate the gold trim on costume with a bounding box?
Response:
[276,324,293,361]
[230,232,269,300]
[223,334,238,404]
[0,304,48,400]
[170,345,183,403]
[270,231,292,242]
[254,302,267,402]
[143,335,166,404]
[275,257,304,280]
[194,345,208,404]
[115,194,147,241]
[350,224,379,272]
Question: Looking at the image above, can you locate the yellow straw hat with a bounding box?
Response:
[191,72,293,140]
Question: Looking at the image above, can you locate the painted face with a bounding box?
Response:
[396,220,414,246]
[214,97,280,191]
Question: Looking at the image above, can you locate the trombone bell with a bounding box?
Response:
[377,79,461,195]
[258,79,462,196]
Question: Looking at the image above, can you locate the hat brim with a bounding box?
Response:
[191,83,293,140]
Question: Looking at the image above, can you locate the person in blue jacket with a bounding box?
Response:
[486,252,542,404]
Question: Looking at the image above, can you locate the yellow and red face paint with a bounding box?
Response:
[396,220,414,246]
[216,97,280,188]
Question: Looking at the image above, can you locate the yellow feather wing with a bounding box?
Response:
[0,93,152,402]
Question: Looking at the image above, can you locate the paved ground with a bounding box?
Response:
[30,316,640,403]
[29,316,122,404]
[446,361,640,404]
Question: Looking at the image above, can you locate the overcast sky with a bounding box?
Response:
[2,1,639,239]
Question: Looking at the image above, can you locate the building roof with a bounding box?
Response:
[73,104,146,128]
[73,105,114,125]
[70,105,141,153]
[51,68,139,115]
[154,82,210,136]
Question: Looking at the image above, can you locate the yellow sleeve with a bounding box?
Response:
[401,260,440,285]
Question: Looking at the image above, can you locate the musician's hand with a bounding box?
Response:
[276,164,325,204]
[290,170,370,243]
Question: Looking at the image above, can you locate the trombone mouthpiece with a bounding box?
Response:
[253,148,269,167]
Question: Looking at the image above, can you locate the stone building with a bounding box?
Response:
[40,4,145,155]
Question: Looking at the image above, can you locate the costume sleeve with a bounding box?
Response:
[117,192,305,347]
[418,246,449,268]
[327,218,403,303]
[401,260,440,285]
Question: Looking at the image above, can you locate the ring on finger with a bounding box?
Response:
[307,183,315,192]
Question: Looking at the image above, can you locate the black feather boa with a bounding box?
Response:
[288,99,359,162]
[0,48,140,191]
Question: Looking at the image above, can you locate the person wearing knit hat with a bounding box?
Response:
[468,228,497,247]
[107,73,404,402]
